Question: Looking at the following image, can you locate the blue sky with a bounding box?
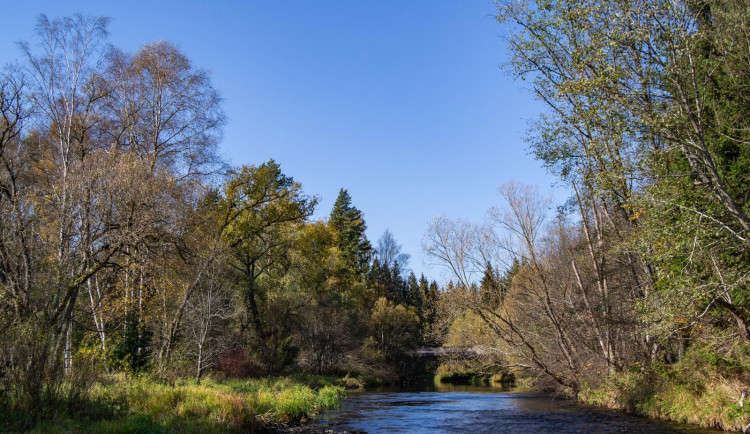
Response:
[3,1,563,281]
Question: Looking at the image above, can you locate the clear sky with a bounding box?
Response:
[2,1,563,281]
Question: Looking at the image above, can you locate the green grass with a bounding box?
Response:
[4,375,346,433]
[579,348,750,431]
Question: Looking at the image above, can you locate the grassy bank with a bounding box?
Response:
[2,375,346,433]
[579,348,750,431]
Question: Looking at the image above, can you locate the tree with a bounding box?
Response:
[426,182,624,392]
[479,262,502,309]
[495,0,750,357]
[369,297,420,362]
[376,229,410,272]
[105,40,225,179]
[184,260,236,380]
[218,160,316,371]
[18,14,112,377]
[329,189,372,275]
[295,304,354,375]
[423,216,505,288]
[405,272,421,311]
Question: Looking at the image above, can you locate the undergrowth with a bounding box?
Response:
[579,344,750,431]
[1,374,346,433]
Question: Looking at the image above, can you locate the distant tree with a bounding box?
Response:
[370,297,420,362]
[367,257,385,300]
[405,272,420,311]
[390,261,406,303]
[479,262,501,309]
[376,229,411,272]
[497,259,519,305]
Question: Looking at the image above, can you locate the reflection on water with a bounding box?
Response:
[305,384,722,433]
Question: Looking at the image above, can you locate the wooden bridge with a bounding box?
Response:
[414,346,486,359]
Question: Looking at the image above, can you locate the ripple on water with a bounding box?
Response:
[304,389,723,434]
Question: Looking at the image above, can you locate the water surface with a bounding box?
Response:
[306,384,721,433]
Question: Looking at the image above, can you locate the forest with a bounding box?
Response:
[421,0,750,431]
[2,0,750,431]
[0,14,440,432]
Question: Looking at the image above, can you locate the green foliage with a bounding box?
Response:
[329,189,372,275]
[3,375,346,433]
[369,297,420,362]
[479,263,497,308]
[218,160,316,372]
[579,344,750,431]
[109,316,152,373]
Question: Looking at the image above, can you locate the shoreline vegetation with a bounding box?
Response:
[2,375,347,433]
[579,350,750,432]
[432,349,750,432]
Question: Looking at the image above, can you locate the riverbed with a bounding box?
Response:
[300,383,723,433]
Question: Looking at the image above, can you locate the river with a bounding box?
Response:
[299,383,723,433]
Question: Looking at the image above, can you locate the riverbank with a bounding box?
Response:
[423,346,747,433]
[580,368,748,431]
[432,354,747,431]
[1,375,346,433]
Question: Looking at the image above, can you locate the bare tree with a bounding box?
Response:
[423,216,506,288]
[105,40,225,180]
[184,262,236,380]
[19,14,111,374]
[376,229,411,271]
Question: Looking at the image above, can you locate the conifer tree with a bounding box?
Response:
[367,257,384,299]
[329,189,372,275]
[479,262,501,309]
[406,272,420,310]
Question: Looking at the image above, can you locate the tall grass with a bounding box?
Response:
[7,375,345,433]
[579,347,750,431]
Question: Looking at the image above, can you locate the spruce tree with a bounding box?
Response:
[479,262,502,309]
[406,272,420,310]
[329,189,372,275]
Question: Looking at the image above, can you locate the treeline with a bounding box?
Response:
[0,14,438,416]
[424,0,750,428]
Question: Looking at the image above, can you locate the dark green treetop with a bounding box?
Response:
[329,188,372,275]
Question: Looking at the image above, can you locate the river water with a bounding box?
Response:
[303,384,723,433]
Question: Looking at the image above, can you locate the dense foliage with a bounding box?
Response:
[0,15,440,431]
[4,2,750,430]
[422,0,750,430]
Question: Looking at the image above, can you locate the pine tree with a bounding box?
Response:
[479,262,502,309]
[405,272,420,310]
[329,189,372,275]
[390,261,404,303]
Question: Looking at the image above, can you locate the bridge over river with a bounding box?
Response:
[414,346,486,359]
